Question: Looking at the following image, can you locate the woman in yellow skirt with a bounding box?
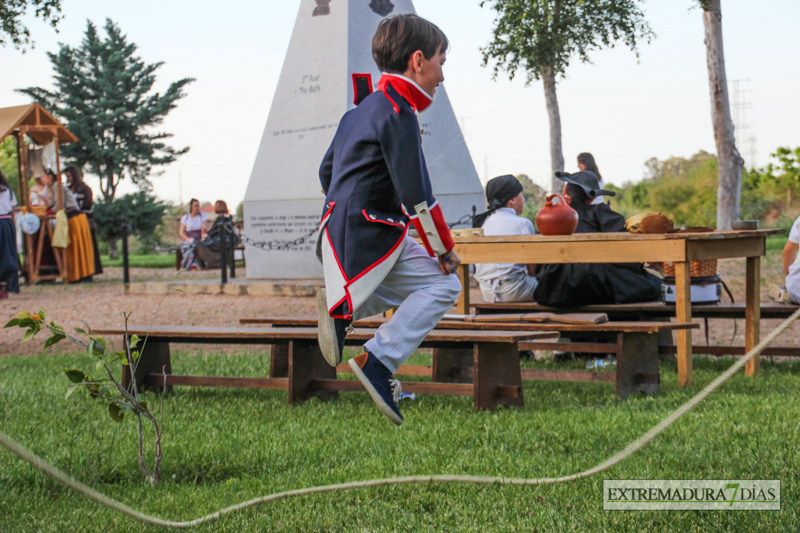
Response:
[42,170,96,282]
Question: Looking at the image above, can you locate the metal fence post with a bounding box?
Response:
[219,227,228,284]
[121,217,130,286]
[229,226,236,279]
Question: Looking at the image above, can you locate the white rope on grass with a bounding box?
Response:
[2,308,799,528]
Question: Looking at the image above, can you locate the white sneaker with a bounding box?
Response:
[767,284,793,304]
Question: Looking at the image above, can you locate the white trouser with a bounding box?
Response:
[789,287,800,305]
[354,236,462,374]
[788,270,800,304]
[477,273,538,303]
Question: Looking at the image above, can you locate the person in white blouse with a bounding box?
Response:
[28,174,47,207]
[179,198,208,269]
[474,175,538,303]
[783,215,800,304]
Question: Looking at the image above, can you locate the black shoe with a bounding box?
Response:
[317,288,350,366]
[349,351,403,425]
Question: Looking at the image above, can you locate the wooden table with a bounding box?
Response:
[452,229,783,388]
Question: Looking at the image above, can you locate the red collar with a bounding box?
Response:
[378,74,433,113]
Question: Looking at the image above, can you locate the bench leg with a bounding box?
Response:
[288,340,337,404]
[639,316,675,362]
[473,342,523,411]
[432,348,473,383]
[616,332,660,400]
[122,339,171,394]
[269,344,289,378]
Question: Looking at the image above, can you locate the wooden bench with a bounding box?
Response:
[470,301,800,357]
[92,325,558,411]
[239,316,699,399]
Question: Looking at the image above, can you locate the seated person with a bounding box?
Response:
[783,215,800,304]
[473,175,538,303]
[577,152,606,205]
[214,200,231,220]
[533,171,662,307]
[179,198,208,270]
[196,200,239,269]
[28,174,48,207]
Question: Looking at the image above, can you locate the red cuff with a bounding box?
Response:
[429,204,454,253]
[411,218,435,256]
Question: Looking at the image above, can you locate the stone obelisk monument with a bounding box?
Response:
[244,0,484,279]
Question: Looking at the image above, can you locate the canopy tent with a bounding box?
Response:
[0,103,78,145]
[0,103,76,211]
[0,103,77,284]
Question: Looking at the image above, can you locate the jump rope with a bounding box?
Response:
[2,308,798,528]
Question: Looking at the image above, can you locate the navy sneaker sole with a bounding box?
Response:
[316,288,341,367]
[349,355,403,426]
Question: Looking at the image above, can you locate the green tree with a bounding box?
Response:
[93,191,169,258]
[17,19,194,201]
[516,173,547,227]
[648,157,718,227]
[739,166,776,222]
[0,0,62,50]
[0,136,20,200]
[480,0,653,191]
[761,147,800,207]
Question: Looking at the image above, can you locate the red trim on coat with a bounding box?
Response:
[411,218,435,257]
[362,210,407,228]
[429,203,455,252]
[325,227,350,283]
[324,226,354,319]
[345,225,409,289]
[330,293,349,319]
[352,73,373,105]
[319,201,335,229]
[378,75,432,113]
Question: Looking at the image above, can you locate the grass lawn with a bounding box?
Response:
[100,254,177,269]
[1,350,797,531]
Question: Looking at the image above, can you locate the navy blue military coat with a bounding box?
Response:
[317,74,454,319]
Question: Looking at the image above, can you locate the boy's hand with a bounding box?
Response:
[438,249,461,275]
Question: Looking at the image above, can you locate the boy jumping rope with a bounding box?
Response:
[315,14,461,425]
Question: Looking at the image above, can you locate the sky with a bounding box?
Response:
[2,0,799,208]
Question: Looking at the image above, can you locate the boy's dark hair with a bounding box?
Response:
[372,14,448,74]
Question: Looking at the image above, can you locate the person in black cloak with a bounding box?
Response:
[533,170,662,307]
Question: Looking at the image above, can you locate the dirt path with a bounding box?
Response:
[2,257,797,357]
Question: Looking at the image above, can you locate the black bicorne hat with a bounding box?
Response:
[555,170,615,198]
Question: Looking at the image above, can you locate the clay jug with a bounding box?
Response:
[536,193,579,235]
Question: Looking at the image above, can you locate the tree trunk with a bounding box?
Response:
[542,65,565,193]
[703,0,743,230]
[109,239,119,260]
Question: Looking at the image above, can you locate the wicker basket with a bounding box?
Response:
[663,259,717,278]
